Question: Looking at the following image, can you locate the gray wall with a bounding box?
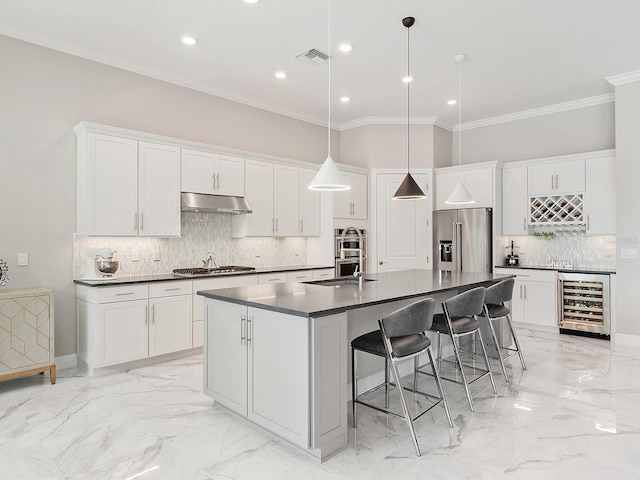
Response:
[0,35,333,357]
[451,102,615,165]
[613,80,640,339]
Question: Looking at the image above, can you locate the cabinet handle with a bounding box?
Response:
[216,173,220,190]
[134,212,138,231]
[145,305,148,325]
[275,218,279,233]
[211,174,216,190]
[115,292,136,296]
[519,284,523,299]
[268,278,279,282]
[379,261,384,265]
[240,314,246,345]
[140,212,144,231]
[587,215,590,231]
[151,304,155,324]
[524,285,527,300]
[272,218,275,233]
[300,219,303,233]
[247,315,252,345]
[523,217,527,232]
[551,175,554,190]
[164,287,181,292]
[555,174,559,190]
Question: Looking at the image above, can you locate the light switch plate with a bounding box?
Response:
[18,253,28,266]
[621,248,638,259]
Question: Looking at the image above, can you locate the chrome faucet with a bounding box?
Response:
[340,226,364,283]
[202,250,220,269]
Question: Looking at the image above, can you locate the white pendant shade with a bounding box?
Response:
[308,155,350,191]
[445,181,475,205]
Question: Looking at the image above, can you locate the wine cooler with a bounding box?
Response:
[557,272,610,337]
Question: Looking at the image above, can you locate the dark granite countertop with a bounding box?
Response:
[494,265,615,275]
[198,269,513,318]
[74,265,335,287]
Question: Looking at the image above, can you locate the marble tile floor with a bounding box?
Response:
[1,329,640,480]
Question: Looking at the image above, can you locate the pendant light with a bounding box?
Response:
[445,54,475,205]
[308,0,350,191]
[393,16,426,200]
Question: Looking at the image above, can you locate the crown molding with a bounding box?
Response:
[454,94,615,132]
[606,70,640,86]
[338,116,438,131]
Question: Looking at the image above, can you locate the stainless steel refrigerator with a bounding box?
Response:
[433,208,492,273]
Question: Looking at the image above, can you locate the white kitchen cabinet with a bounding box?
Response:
[181,148,244,197]
[286,270,313,282]
[312,268,334,280]
[298,168,321,236]
[435,165,495,210]
[76,282,196,375]
[242,159,274,236]
[274,164,300,236]
[527,159,585,195]
[333,172,368,219]
[585,155,616,235]
[148,282,192,356]
[494,268,557,330]
[191,274,258,347]
[76,131,181,237]
[204,300,310,447]
[138,142,182,237]
[502,166,528,235]
[257,272,287,284]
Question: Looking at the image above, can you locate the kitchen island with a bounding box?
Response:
[199,269,510,461]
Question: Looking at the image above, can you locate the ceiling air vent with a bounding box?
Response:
[296,48,329,65]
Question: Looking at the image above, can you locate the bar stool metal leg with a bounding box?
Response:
[351,345,357,428]
[486,314,510,381]
[427,346,454,427]
[506,313,527,370]
[387,354,421,456]
[477,329,497,394]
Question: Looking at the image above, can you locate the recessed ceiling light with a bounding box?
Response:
[244,0,259,4]
[340,96,350,103]
[274,71,287,79]
[402,76,413,83]
[338,43,353,53]
[448,99,457,105]
[181,36,197,46]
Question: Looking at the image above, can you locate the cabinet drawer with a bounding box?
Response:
[312,268,335,280]
[97,285,148,303]
[149,281,192,298]
[286,271,313,282]
[495,268,556,283]
[257,273,287,284]
[192,275,257,293]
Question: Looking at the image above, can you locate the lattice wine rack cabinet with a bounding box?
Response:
[529,194,584,225]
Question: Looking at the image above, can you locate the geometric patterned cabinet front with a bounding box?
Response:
[0,288,55,384]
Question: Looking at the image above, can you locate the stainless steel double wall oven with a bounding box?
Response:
[335,228,366,276]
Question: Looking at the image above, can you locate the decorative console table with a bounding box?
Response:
[0,288,56,384]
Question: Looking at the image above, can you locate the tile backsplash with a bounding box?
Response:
[498,234,616,270]
[73,212,308,278]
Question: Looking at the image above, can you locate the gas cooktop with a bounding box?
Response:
[172,266,256,277]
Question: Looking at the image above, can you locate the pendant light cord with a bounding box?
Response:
[458,57,462,166]
[407,22,410,173]
[327,0,331,158]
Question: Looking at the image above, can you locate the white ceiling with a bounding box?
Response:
[1,0,639,129]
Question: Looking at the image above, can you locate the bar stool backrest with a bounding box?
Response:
[444,287,486,318]
[380,298,436,339]
[485,278,515,305]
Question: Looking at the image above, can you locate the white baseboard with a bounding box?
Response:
[55,354,78,370]
[614,333,640,348]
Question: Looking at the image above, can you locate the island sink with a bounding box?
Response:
[304,277,377,286]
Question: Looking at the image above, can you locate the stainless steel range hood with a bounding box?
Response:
[181,192,252,214]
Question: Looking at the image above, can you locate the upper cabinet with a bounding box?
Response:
[298,168,321,236]
[527,159,585,195]
[435,163,498,211]
[181,148,244,197]
[585,155,616,235]
[273,164,300,236]
[333,172,368,219]
[502,165,528,235]
[76,130,180,237]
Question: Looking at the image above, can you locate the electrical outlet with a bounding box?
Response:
[153,249,160,261]
[17,253,28,266]
[132,251,140,262]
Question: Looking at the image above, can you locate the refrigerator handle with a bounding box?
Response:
[453,222,462,271]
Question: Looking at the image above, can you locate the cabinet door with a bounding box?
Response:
[299,169,321,236]
[523,281,557,327]
[286,270,313,282]
[138,142,181,237]
[181,148,215,194]
[502,166,528,235]
[216,154,245,197]
[510,280,527,323]
[333,187,352,218]
[585,156,615,235]
[97,300,148,367]
[205,300,248,415]
[527,164,555,195]
[555,159,585,193]
[464,169,493,208]
[248,307,309,448]
[149,295,193,356]
[273,165,299,236]
[244,160,274,236]
[86,133,138,235]
[349,173,368,219]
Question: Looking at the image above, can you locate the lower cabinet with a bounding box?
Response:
[495,268,557,329]
[76,281,193,374]
[205,300,310,448]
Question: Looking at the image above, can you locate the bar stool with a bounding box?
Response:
[479,278,526,381]
[423,286,496,411]
[351,298,453,456]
